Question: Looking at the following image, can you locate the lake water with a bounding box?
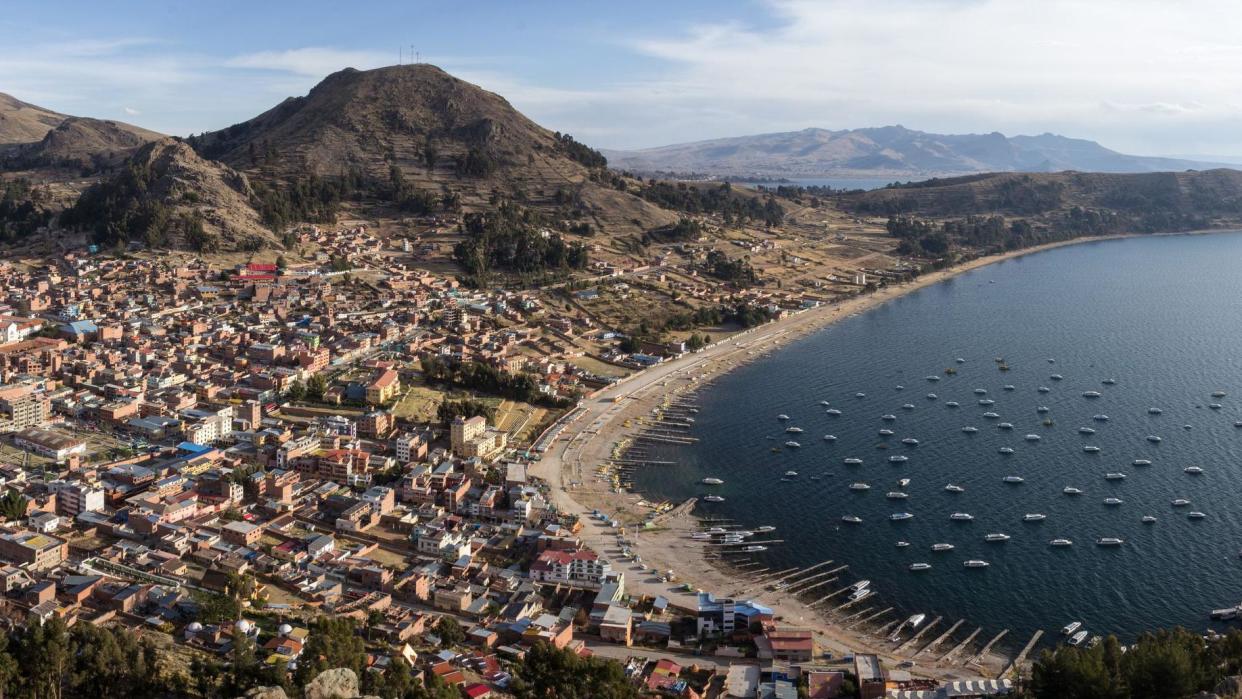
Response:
[633,232,1242,647]
[735,177,897,191]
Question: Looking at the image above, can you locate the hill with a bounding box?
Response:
[0,92,65,149]
[188,64,675,236]
[602,126,1227,179]
[8,116,163,171]
[61,138,274,252]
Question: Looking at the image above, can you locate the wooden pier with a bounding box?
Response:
[970,630,1009,667]
[940,626,982,663]
[833,590,872,611]
[848,607,893,630]
[916,619,964,658]
[1003,630,1044,678]
[895,616,941,653]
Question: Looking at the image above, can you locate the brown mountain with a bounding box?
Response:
[0,92,65,149]
[189,64,674,235]
[64,138,274,251]
[11,116,163,171]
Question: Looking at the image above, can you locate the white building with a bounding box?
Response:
[47,481,106,516]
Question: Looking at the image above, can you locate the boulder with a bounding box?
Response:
[305,668,361,699]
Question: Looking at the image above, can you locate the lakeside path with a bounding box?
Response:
[529,235,1135,680]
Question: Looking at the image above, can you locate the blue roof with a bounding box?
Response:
[176,442,213,454]
[63,320,98,333]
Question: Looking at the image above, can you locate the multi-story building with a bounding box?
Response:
[395,432,428,462]
[14,428,86,463]
[276,434,319,469]
[45,481,105,516]
[0,531,67,571]
[529,549,615,589]
[365,369,400,405]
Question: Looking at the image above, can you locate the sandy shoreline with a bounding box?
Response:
[529,232,1176,679]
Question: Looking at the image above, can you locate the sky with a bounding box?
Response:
[5,0,1242,157]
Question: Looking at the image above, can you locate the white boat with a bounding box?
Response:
[898,478,911,487]
[1211,403,1224,410]
[1051,374,1064,381]
[1050,539,1073,547]
[777,414,790,421]
[896,541,910,547]
[956,358,966,363]
[1083,391,1102,398]
[844,457,863,465]
[895,385,905,391]
[890,512,914,521]
[826,408,843,416]
[909,563,932,571]
[979,399,996,406]
[1002,476,1025,483]
[998,447,1015,454]
[1171,499,1191,507]
[1038,386,1051,393]
[849,482,871,491]
[889,455,908,462]
[1078,427,1096,434]
[819,400,832,407]
[998,422,1015,430]
[1103,378,1117,385]
[1025,434,1041,441]
[944,484,965,493]
[963,560,989,568]
[962,426,979,433]
[985,533,1011,542]
[705,527,727,534]
[848,588,871,602]
[1037,406,1050,413]
[927,393,938,400]
[1093,414,1110,421]
[1184,466,1203,475]
[1083,446,1101,453]
[927,375,941,382]
[1024,513,1047,521]
[703,495,725,503]
[1063,487,1083,495]
[855,392,867,398]
[879,429,895,436]
[946,401,960,408]
[850,580,871,591]
[902,438,920,446]
[701,478,724,485]
[932,543,955,551]
[756,526,776,533]
[1096,538,1124,546]
[742,545,767,552]
[1146,435,1162,443]
[842,515,863,523]
[950,512,974,521]
[1133,459,1151,466]
[1004,385,1016,391]
[1213,391,1227,398]
[974,388,988,395]
[1069,630,1089,646]
[823,434,837,441]
[1188,511,1206,519]
[1148,407,1163,415]
[1104,472,1126,480]
[785,441,801,448]
[886,491,909,499]
[1062,621,1082,635]
[1141,516,1157,524]
[691,533,713,540]
[1103,498,1123,506]
[786,426,804,434]
[881,414,898,421]
[983,412,1000,419]
[784,470,799,478]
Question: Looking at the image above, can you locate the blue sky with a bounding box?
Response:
[4,0,1242,156]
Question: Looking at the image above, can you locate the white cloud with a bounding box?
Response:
[224,48,390,76]
[123,106,141,116]
[584,0,1242,153]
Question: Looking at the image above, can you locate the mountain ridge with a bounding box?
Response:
[602,126,1231,179]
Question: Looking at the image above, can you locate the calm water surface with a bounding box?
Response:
[634,232,1242,647]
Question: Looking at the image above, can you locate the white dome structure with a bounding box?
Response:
[187,621,204,632]
[235,619,253,634]
[278,623,293,636]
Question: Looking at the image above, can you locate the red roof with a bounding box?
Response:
[247,263,278,272]
[463,684,491,699]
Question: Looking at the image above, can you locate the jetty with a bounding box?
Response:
[1003,630,1045,678]
[915,619,964,658]
[848,607,893,630]
[940,626,983,663]
[970,630,1009,667]
[895,616,941,653]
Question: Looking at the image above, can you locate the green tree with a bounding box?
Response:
[511,642,639,699]
[0,489,27,520]
[434,617,465,647]
[286,379,306,402]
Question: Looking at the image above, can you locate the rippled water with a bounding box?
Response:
[633,232,1242,646]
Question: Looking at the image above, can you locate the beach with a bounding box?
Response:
[528,234,1150,679]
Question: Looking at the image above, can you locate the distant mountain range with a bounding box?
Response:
[601,126,1232,179]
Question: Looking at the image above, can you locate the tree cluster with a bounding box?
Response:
[553,132,607,169]
[422,357,573,409]
[638,181,784,227]
[0,179,54,242]
[452,204,588,278]
[705,249,758,286]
